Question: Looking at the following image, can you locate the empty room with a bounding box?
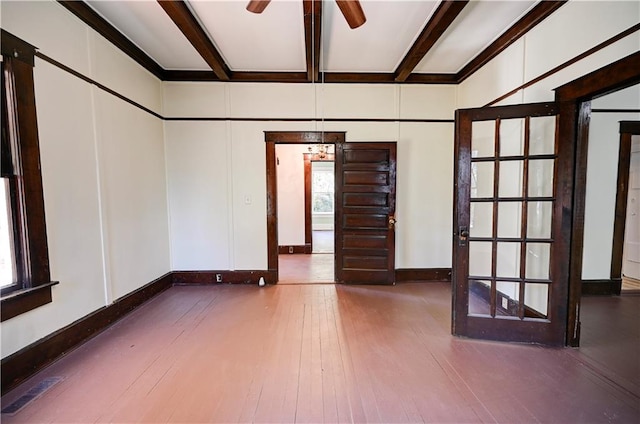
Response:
[1,0,639,422]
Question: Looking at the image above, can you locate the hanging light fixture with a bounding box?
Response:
[308,144,329,159]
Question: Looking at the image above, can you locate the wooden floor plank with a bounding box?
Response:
[2,283,639,423]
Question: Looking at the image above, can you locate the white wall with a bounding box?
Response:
[458,1,640,107]
[1,0,170,358]
[164,82,457,271]
[583,86,640,279]
[276,144,307,246]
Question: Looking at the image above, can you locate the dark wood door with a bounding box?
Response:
[335,142,396,284]
[453,102,572,345]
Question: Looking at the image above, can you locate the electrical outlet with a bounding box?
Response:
[216,273,222,283]
[288,246,294,254]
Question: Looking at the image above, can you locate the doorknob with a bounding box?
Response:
[388,216,396,229]
[459,226,469,246]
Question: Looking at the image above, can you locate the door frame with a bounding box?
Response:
[555,52,640,346]
[610,121,640,293]
[265,131,345,283]
[304,152,335,254]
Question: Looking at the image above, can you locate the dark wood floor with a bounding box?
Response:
[2,283,638,423]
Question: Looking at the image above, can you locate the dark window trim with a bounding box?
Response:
[1,29,56,322]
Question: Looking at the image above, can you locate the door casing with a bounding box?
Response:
[556,52,640,346]
[265,131,345,283]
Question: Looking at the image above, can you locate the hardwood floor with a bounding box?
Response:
[2,283,638,423]
[313,230,334,253]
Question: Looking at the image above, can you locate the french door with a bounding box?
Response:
[453,102,572,345]
[335,142,396,284]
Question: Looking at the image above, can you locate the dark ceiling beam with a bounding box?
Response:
[231,72,309,83]
[394,0,469,82]
[456,1,567,83]
[57,1,165,79]
[157,0,230,81]
[303,0,322,83]
[322,72,457,84]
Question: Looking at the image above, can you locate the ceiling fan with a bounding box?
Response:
[246,0,366,29]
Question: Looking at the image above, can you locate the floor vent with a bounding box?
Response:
[1,377,63,415]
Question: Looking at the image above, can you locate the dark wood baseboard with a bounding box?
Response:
[469,280,547,319]
[1,272,173,395]
[172,270,278,285]
[278,244,311,254]
[582,279,621,296]
[3,266,454,395]
[395,268,452,282]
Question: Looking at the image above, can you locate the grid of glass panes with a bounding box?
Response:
[468,116,556,320]
[312,162,335,214]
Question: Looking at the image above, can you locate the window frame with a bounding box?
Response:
[1,30,57,322]
[311,161,335,215]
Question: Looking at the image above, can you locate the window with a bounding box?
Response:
[312,161,335,214]
[1,29,56,322]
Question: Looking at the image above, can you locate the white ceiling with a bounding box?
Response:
[85,0,544,76]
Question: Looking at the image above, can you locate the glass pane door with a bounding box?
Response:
[454,103,569,345]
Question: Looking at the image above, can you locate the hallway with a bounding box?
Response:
[279,230,335,284]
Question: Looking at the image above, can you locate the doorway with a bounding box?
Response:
[265,131,398,285]
[613,122,640,293]
[275,143,335,284]
[265,131,344,285]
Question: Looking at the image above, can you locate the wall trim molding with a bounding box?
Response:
[35,51,455,124]
[395,268,452,282]
[1,266,453,394]
[278,245,312,254]
[485,23,640,107]
[469,280,547,319]
[1,272,173,395]
[172,270,278,285]
[34,23,639,125]
[582,279,620,296]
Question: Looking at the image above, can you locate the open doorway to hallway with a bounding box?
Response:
[276,144,335,284]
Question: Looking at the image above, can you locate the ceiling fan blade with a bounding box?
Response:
[335,0,366,29]
[246,0,271,14]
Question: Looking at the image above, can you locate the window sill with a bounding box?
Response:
[1,281,58,322]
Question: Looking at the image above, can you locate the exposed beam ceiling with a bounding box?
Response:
[456,0,566,82]
[394,0,469,82]
[304,0,322,83]
[58,1,572,85]
[58,0,165,79]
[157,0,230,81]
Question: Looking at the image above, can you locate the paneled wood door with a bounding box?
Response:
[453,102,572,345]
[335,142,396,284]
